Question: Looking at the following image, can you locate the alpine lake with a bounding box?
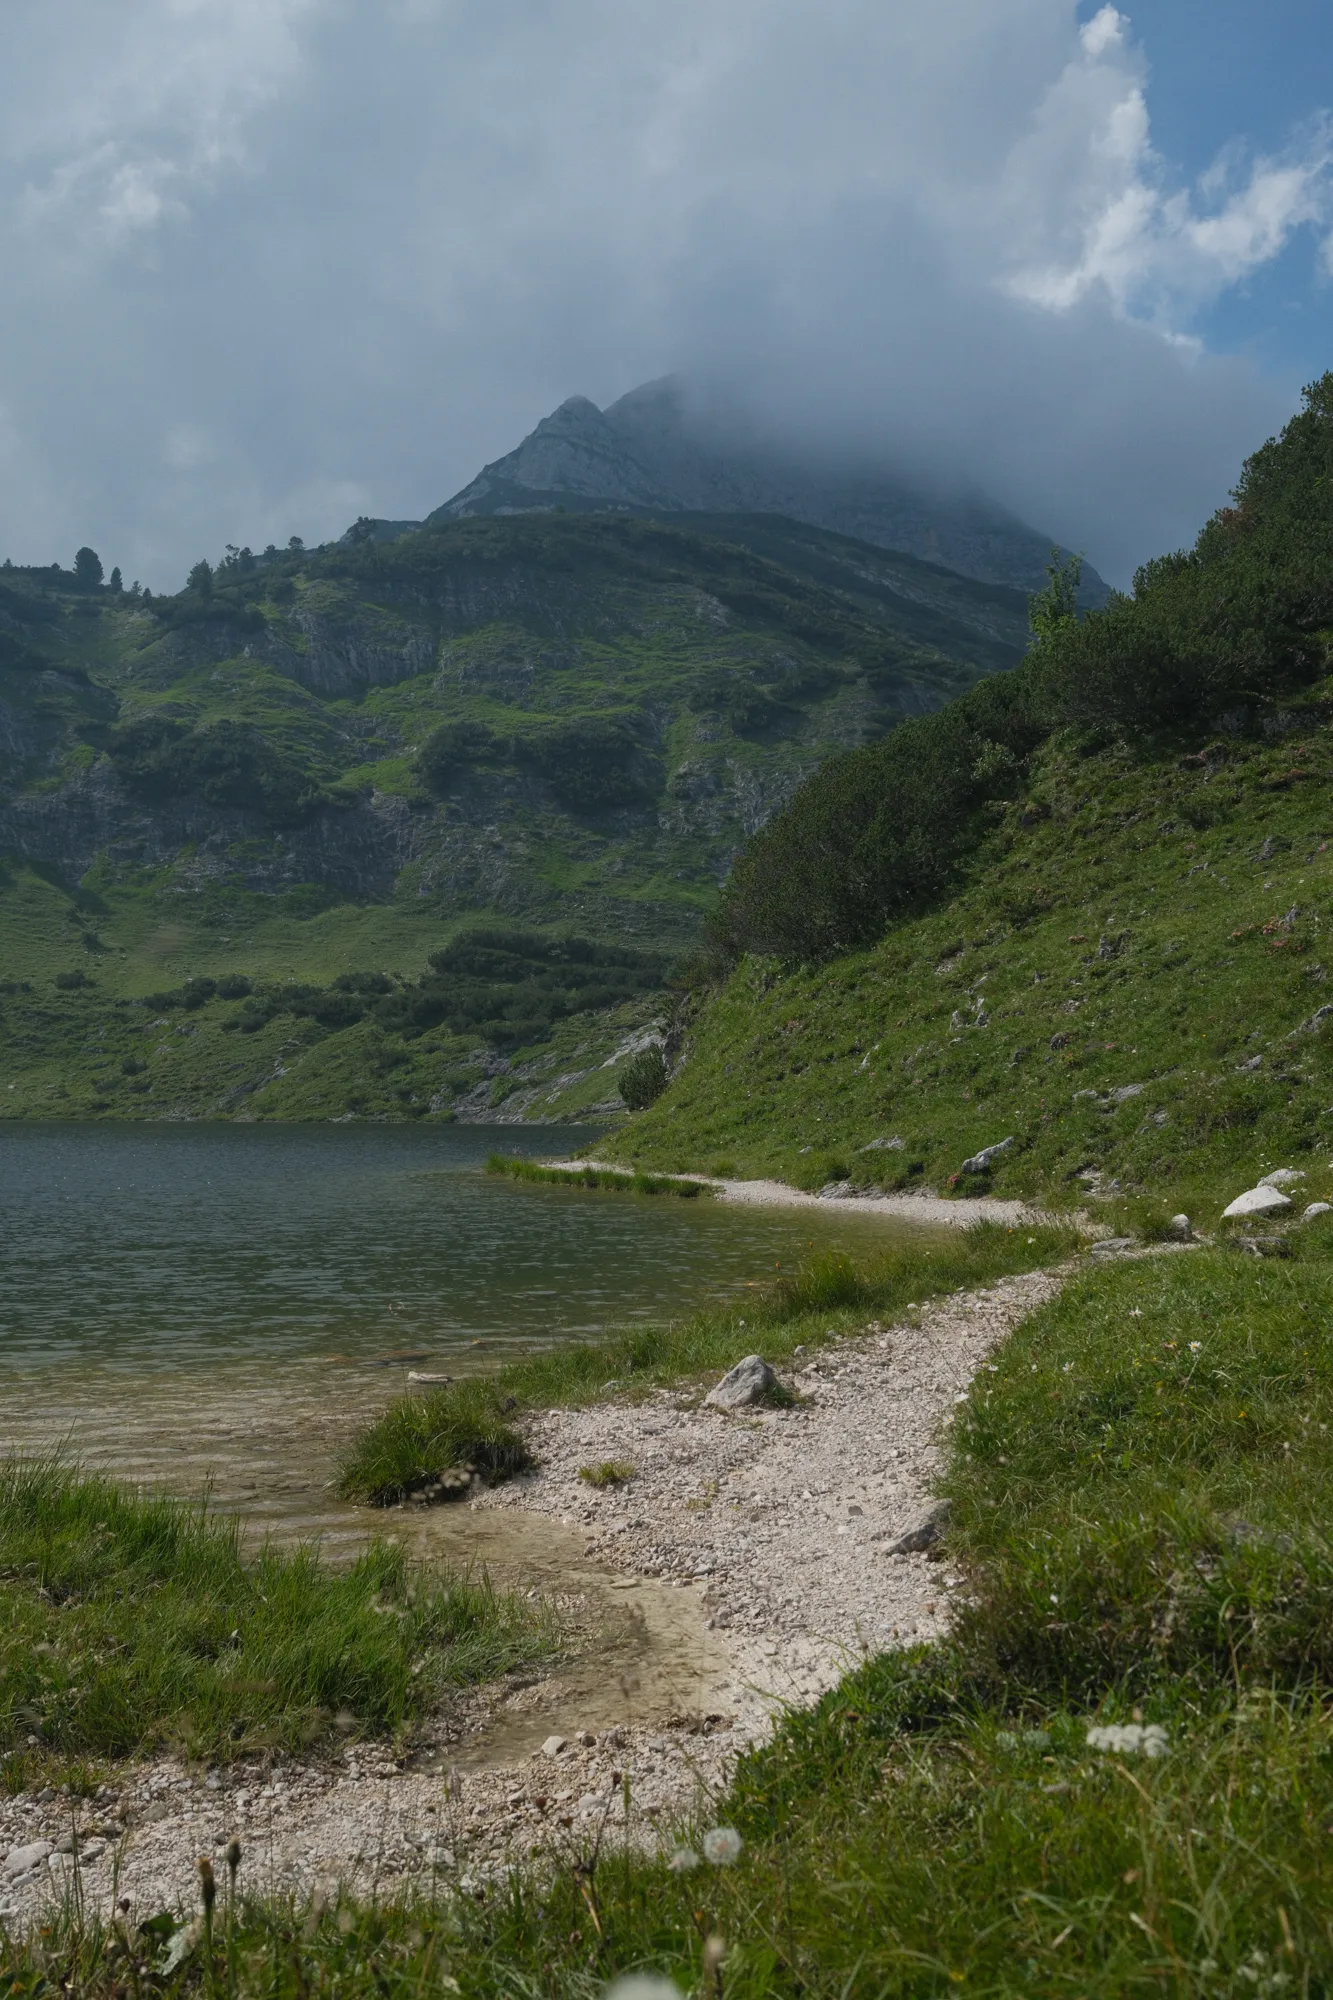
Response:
[0,1122,938,1750]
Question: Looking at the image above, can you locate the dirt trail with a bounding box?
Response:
[0,1263,1069,1928]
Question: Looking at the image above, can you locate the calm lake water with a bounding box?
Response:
[0,1123,915,1532]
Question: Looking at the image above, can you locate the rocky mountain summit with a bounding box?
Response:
[408,378,1108,602]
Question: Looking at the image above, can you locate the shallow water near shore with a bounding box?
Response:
[0,1121,920,1543]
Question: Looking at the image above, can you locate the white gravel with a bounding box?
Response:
[0,1261,1068,1933]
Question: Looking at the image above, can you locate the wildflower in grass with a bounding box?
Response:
[667,1847,701,1873]
[1085,1722,1168,1758]
[702,1826,744,1865]
[1189,1341,1202,1352]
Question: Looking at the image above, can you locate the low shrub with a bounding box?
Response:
[618,1044,668,1110]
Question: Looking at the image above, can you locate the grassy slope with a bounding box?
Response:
[19,1238,1333,1994]
[609,708,1333,1219]
[0,518,1026,1120]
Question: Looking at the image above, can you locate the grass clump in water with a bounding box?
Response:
[337,1378,534,1507]
[340,1221,1077,1504]
[487,1154,715,1198]
[0,1459,553,1775]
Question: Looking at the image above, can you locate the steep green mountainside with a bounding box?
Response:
[608,711,1333,1210]
[607,374,1333,1214]
[0,513,1023,1121]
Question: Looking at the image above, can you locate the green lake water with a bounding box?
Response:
[0,1123,916,1538]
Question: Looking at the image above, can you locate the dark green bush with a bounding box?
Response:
[517,714,658,811]
[108,714,331,824]
[711,667,1041,961]
[53,969,93,990]
[416,719,498,791]
[619,1043,668,1109]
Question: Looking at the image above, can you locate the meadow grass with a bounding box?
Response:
[336,1220,1077,1502]
[607,714,1333,1217]
[19,1233,1333,1994]
[0,1460,554,1777]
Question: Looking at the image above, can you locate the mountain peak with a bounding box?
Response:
[427,381,1107,599]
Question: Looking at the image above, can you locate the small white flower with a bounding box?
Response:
[702,1826,744,1865]
[1189,1341,1202,1353]
[1085,1723,1168,1758]
[666,1848,700,1874]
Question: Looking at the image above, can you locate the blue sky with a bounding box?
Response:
[1108,0,1331,374]
[0,1,1329,587]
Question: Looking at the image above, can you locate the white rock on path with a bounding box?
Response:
[1222,1186,1292,1219]
[3,1842,51,1879]
[704,1355,779,1412]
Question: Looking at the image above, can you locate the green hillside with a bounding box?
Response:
[607,374,1333,1218]
[0,514,1023,1120]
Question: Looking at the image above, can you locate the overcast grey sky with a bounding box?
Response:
[1,0,1329,589]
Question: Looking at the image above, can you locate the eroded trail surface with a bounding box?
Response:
[0,1264,1066,1927]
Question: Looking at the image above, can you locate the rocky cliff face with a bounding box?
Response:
[429,377,1109,602]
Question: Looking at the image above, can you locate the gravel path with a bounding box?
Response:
[0,1262,1067,1932]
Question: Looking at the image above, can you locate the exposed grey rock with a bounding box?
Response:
[3,1841,51,1879]
[430,378,1111,600]
[1072,1089,1100,1102]
[1303,1202,1332,1220]
[1236,1054,1264,1073]
[859,1136,905,1152]
[1258,1168,1305,1187]
[1168,1214,1193,1240]
[705,1355,780,1412]
[1304,1005,1333,1031]
[887,1500,951,1556]
[539,1736,567,1759]
[1112,1084,1144,1103]
[1222,1186,1292,1219]
[960,1138,1014,1174]
[1088,1237,1136,1256]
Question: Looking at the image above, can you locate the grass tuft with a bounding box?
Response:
[577,1460,636,1488]
[336,1378,534,1507]
[0,1459,554,1769]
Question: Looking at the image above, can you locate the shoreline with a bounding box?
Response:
[541,1158,1071,1229]
[0,1258,1072,1928]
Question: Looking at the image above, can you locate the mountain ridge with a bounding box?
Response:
[421,377,1110,602]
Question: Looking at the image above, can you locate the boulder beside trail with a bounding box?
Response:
[886,1500,952,1556]
[1222,1186,1293,1220]
[960,1137,1014,1174]
[705,1354,780,1412]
